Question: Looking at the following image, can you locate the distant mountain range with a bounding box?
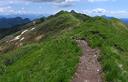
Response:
[0,17,30,28]
[101,15,128,24]
[0,14,50,20]
[120,18,128,24]
[0,17,31,39]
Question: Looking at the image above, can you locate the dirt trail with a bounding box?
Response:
[72,40,102,82]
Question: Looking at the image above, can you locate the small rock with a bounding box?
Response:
[94,55,97,57]
[97,69,100,72]
[84,80,88,82]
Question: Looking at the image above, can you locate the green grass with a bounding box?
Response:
[0,11,128,82]
[68,21,128,82]
[0,36,81,82]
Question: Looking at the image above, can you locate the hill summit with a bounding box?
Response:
[0,10,128,82]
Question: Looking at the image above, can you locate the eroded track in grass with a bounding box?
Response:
[72,40,102,82]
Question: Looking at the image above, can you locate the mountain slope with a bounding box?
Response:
[0,17,30,28]
[0,17,30,39]
[0,11,128,82]
[0,11,80,53]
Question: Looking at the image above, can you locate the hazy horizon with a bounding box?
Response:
[0,0,128,18]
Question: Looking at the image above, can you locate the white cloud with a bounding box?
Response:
[53,0,79,7]
[2,0,79,8]
[84,8,107,14]
[0,6,29,15]
[88,0,116,2]
[92,8,106,13]
[21,0,74,3]
[85,8,128,14]
[65,0,79,1]
[110,10,128,14]
[84,8,128,18]
[0,6,13,13]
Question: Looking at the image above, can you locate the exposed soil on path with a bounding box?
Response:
[72,40,102,82]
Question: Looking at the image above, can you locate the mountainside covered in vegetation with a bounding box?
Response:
[0,17,30,28]
[0,17,30,39]
[0,10,128,82]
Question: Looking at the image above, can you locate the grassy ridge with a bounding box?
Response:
[69,21,128,82]
[0,37,81,82]
[0,11,128,82]
[0,11,81,82]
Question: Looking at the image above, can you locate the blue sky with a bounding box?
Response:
[0,0,128,18]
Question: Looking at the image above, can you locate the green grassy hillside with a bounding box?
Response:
[0,11,128,82]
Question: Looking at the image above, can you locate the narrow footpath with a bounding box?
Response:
[72,40,102,82]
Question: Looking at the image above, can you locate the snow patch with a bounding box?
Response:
[20,37,24,41]
[10,35,21,41]
[31,27,35,31]
[15,35,21,40]
[21,30,28,35]
[10,29,28,42]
